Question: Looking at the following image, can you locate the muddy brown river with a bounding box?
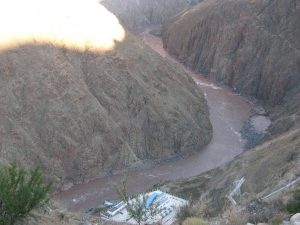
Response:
[54,26,269,211]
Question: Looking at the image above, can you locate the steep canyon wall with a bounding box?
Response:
[163,0,300,105]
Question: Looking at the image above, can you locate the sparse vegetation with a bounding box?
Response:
[197,199,214,218]
[0,163,52,225]
[176,204,198,223]
[163,127,300,224]
[286,189,300,214]
[246,198,284,224]
[223,206,249,225]
[268,212,287,225]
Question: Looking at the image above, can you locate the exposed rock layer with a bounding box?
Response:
[162,0,300,105]
[0,34,212,188]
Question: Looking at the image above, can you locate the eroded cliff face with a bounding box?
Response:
[163,0,300,105]
[0,33,212,188]
[101,0,201,30]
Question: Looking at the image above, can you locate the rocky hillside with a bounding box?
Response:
[28,201,125,225]
[101,0,201,31]
[160,2,300,222]
[0,0,212,189]
[266,89,300,138]
[0,32,212,189]
[163,0,300,106]
[162,128,300,223]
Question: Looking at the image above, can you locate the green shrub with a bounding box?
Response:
[286,189,300,213]
[182,217,208,225]
[117,179,161,225]
[0,163,52,225]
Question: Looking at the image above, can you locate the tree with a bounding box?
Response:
[117,178,161,225]
[0,163,52,225]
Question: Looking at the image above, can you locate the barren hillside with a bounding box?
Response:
[0,1,212,189]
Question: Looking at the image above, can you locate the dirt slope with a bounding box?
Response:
[0,33,212,189]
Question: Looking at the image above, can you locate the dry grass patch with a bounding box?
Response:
[223,206,249,225]
[182,217,208,225]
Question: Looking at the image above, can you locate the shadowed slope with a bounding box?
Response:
[101,0,202,30]
[163,0,300,105]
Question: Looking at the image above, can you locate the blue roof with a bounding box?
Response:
[146,192,163,207]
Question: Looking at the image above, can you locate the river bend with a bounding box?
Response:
[54,26,265,211]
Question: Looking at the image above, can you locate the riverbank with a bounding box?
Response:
[54,26,270,212]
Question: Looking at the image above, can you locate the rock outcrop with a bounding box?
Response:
[291,214,300,225]
[0,34,211,188]
[162,0,300,105]
[102,0,202,30]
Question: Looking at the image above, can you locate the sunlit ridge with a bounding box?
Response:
[0,0,125,52]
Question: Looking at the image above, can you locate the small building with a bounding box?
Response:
[100,190,188,225]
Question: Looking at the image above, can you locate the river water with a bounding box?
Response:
[54,26,269,211]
